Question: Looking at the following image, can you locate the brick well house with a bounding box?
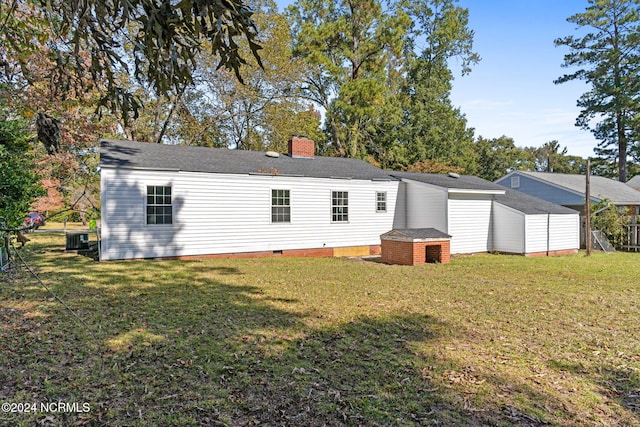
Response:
[381,228,451,265]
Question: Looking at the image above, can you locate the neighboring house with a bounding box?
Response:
[100,139,580,261]
[627,175,640,191]
[496,171,640,215]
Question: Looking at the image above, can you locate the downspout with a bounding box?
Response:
[404,182,408,229]
[522,214,526,255]
[547,213,551,256]
[99,166,107,261]
[444,189,449,235]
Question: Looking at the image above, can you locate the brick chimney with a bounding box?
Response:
[288,136,315,158]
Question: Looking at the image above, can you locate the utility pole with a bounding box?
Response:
[585,160,592,256]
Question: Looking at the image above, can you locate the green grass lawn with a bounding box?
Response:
[1,233,639,426]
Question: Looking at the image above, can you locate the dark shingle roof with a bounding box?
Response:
[391,171,505,191]
[495,189,578,215]
[394,171,574,214]
[512,171,640,204]
[382,228,451,240]
[100,139,393,181]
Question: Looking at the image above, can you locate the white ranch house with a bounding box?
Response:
[99,139,580,262]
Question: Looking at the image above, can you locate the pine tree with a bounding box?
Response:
[555,0,640,182]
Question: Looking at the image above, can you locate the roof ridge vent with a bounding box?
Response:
[448,172,460,179]
[265,151,280,158]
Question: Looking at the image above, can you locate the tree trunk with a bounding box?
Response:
[327,113,347,157]
[586,160,591,256]
[617,109,627,182]
[612,13,626,183]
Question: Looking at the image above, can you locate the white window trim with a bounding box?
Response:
[330,190,349,223]
[270,188,292,224]
[145,184,174,227]
[511,175,520,188]
[375,191,387,213]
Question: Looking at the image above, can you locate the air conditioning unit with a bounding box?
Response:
[66,233,90,251]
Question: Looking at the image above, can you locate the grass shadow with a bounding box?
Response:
[3,235,640,426]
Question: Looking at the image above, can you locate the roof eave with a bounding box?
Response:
[100,164,181,172]
[448,188,505,195]
[381,235,452,243]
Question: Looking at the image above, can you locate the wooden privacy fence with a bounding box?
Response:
[623,215,640,252]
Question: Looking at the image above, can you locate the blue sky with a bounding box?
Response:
[449,0,594,158]
[275,0,596,158]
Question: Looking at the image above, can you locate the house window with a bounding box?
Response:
[271,189,290,223]
[376,191,387,212]
[146,185,173,225]
[332,191,348,222]
[511,176,520,188]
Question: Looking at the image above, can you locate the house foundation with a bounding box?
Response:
[162,245,381,261]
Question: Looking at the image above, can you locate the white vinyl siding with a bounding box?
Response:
[524,215,550,253]
[549,214,579,251]
[100,172,178,259]
[448,194,493,254]
[404,180,447,232]
[524,214,580,254]
[100,168,398,260]
[391,182,408,229]
[492,203,580,255]
[492,203,525,254]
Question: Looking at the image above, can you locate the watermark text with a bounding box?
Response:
[1,401,90,414]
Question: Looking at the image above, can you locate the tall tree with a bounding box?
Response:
[178,0,321,150]
[287,0,410,158]
[555,0,640,182]
[288,0,479,168]
[474,136,534,182]
[525,140,587,174]
[397,0,478,171]
[403,56,477,170]
[0,114,44,229]
[0,31,117,222]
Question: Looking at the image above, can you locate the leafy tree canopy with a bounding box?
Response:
[0,113,44,229]
[524,140,587,174]
[287,0,480,168]
[473,136,534,182]
[591,199,631,248]
[0,0,263,122]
